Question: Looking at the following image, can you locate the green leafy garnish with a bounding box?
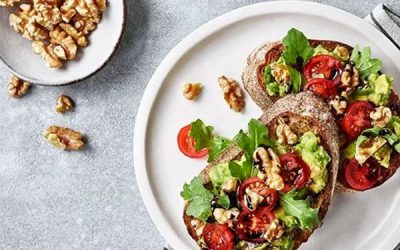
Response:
[217,192,230,209]
[272,236,295,250]
[280,191,320,230]
[235,119,274,159]
[264,66,273,85]
[281,28,314,67]
[287,65,302,93]
[229,160,253,180]
[356,127,400,154]
[190,119,232,162]
[181,176,214,221]
[266,81,288,97]
[350,46,382,79]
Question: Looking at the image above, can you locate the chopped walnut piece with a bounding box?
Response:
[190,219,205,236]
[56,95,74,113]
[329,96,347,115]
[44,126,84,150]
[253,147,284,190]
[334,46,350,61]
[8,75,31,97]
[218,76,245,112]
[49,27,78,60]
[213,208,240,227]
[370,106,392,128]
[32,41,63,68]
[271,64,290,84]
[276,118,297,145]
[0,0,20,7]
[264,219,284,242]
[183,83,202,100]
[341,64,360,93]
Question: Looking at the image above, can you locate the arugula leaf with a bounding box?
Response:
[287,65,302,93]
[190,119,232,162]
[235,119,274,159]
[181,176,214,221]
[350,46,382,79]
[282,28,314,67]
[208,137,232,162]
[229,160,253,180]
[217,192,230,209]
[280,191,320,230]
[266,82,287,97]
[264,66,273,85]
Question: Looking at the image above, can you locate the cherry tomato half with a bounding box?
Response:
[237,177,278,211]
[235,207,275,243]
[177,125,208,158]
[341,101,374,140]
[202,224,235,250]
[343,158,382,191]
[279,153,311,193]
[304,78,338,100]
[304,55,343,85]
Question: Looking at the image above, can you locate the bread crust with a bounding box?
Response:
[183,92,339,250]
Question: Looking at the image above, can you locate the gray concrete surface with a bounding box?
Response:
[0,0,399,249]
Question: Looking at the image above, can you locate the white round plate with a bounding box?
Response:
[0,1,125,85]
[134,1,400,250]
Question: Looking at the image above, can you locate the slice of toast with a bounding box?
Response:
[242,39,353,112]
[183,92,339,250]
[242,39,400,193]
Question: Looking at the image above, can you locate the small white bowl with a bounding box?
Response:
[0,0,126,85]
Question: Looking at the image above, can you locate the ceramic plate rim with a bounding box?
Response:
[134,1,400,249]
[0,0,127,86]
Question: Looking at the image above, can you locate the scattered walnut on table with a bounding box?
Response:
[8,75,31,97]
[56,95,74,113]
[218,75,245,112]
[44,126,84,150]
[183,83,202,100]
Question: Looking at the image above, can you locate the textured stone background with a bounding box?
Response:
[0,0,399,249]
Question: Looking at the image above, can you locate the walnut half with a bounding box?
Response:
[183,83,202,100]
[253,147,284,190]
[8,75,31,97]
[55,95,74,113]
[370,106,392,128]
[218,75,245,112]
[44,126,84,150]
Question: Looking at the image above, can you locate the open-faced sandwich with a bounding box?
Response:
[243,28,400,192]
[179,92,339,250]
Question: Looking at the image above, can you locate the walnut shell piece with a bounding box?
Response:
[183,83,202,100]
[218,75,245,112]
[8,75,31,97]
[56,95,74,113]
[44,126,84,150]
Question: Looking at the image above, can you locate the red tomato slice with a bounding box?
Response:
[304,78,337,100]
[343,158,382,191]
[235,207,275,243]
[237,177,277,211]
[341,101,374,139]
[279,153,311,193]
[202,224,235,250]
[304,55,343,85]
[177,125,208,158]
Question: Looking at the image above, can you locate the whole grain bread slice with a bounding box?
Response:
[183,92,339,250]
[242,39,353,112]
[242,39,400,193]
